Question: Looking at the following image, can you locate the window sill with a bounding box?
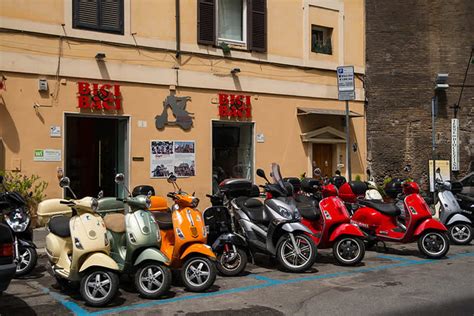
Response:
[218,39,247,51]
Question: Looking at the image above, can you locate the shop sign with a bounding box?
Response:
[155,95,193,130]
[451,118,459,171]
[77,82,121,110]
[218,93,252,118]
[34,149,62,162]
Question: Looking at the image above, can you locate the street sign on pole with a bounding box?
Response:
[451,118,459,171]
[337,66,355,181]
[337,66,356,101]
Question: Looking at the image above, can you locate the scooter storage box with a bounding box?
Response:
[97,197,125,214]
[37,198,72,226]
[301,178,320,194]
[219,178,253,198]
[149,196,169,212]
[132,185,155,197]
[284,177,301,192]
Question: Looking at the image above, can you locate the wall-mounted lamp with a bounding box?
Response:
[95,52,106,60]
[435,73,449,90]
[33,102,52,109]
[231,68,241,75]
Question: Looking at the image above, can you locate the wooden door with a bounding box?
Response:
[312,144,333,178]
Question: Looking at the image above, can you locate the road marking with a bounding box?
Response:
[39,251,474,316]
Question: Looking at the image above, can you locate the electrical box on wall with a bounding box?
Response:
[38,79,48,91]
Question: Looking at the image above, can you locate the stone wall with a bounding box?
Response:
[366,0,474,187]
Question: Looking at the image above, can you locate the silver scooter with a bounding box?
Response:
[434,168,472,245]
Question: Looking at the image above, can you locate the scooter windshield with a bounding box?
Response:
[271,163,288,194]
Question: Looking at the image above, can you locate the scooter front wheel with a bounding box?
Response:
[418,231,450,259]
[135,262,172,299]
[333,237,365,266]
[216,247,248,276]
[277,233,317,273]
[181,256,217,292]
[15,246,37,277]
[448,223,473,245]
[80,269,119,307]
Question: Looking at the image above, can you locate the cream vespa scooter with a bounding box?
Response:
[42,177,120,307]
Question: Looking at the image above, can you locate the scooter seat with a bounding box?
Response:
[104,213,126,233]
[359,200,401,216]
[48,215,71,238]
[235,197,268,224]
[154,211,173,230]
[295,195,321,221]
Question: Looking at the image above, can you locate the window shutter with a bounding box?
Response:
[74,0,99,29]
[99,0,123,34]
[247,0,267,52]
[197,0,216,45]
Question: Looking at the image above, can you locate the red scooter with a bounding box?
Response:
[287,177,366,266]
[348,181,450,259]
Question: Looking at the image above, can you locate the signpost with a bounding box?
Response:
[451,118,459,171]
[337,66,355,181]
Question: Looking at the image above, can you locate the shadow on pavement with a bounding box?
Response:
[0,293,38,316]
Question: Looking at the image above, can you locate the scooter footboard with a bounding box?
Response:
[414,218,447,237]
[180,243,216,261]
[329,223,365,242]
[79,252,119,273]
[134,247,170,266]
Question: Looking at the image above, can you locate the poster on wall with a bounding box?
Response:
[150,140,196,178]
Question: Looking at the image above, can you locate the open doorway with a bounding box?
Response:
[212,121,254,193]
[65,115,128,198]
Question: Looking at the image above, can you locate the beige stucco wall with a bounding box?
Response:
[308,5,340,64]
[0,0,64,25]
[0,73,366,206]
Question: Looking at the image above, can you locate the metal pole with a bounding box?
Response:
[432,96,436,201]
[346,100,352,181]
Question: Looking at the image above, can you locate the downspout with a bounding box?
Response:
[175,0,181,59]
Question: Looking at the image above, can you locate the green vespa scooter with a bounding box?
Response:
[96,173,171,299]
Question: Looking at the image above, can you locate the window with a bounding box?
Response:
[311,25,333,55]
[217,0,246,44]
[73,0,124,35]
[197,0,267,52]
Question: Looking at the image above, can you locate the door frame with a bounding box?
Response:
[210,120,256,190]
[63,112,131,198]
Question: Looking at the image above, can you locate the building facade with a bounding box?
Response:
[366,0,474,186]
[0,0,366,203]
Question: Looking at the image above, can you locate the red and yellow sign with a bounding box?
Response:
[77,82,121,110]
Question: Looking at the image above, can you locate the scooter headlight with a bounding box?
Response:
[91,198,99,212]
[145,197,152,210]
[279,208,292,219]
[5,208,29,232]
[190,197,200,208]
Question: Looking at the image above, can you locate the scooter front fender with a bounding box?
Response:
[414,218,448,237]
[79,252,119,273]
[446,213,472,226]
[180,243,216,261]
[134,247,170,266]
[211,233,247,252]
[329,223,365,242]
[18,238,36,248]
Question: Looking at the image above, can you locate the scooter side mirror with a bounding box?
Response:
[59,177,71,188]
[97,190,104,199]
[115,173,125,184]
[436,167,441,174]
[256,169,270,183]
[167,174,177,183]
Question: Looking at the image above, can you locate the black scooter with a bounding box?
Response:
[202,193,248,276]
[0,176,37,276]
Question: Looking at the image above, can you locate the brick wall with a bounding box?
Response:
[366,0,474,187]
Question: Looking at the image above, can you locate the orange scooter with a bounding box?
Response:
[152,175,217,292]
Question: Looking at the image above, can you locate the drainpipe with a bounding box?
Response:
[175,0,181,59]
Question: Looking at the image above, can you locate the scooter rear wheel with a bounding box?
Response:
[135,262,172,299]
[333,237,365,266]
[181,256,216,292]
[80,269,119,307]
[448,223,473,245]
[277,233,317,273]
[417,231,450,259]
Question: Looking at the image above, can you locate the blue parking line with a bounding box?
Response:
[40,251,474,316]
